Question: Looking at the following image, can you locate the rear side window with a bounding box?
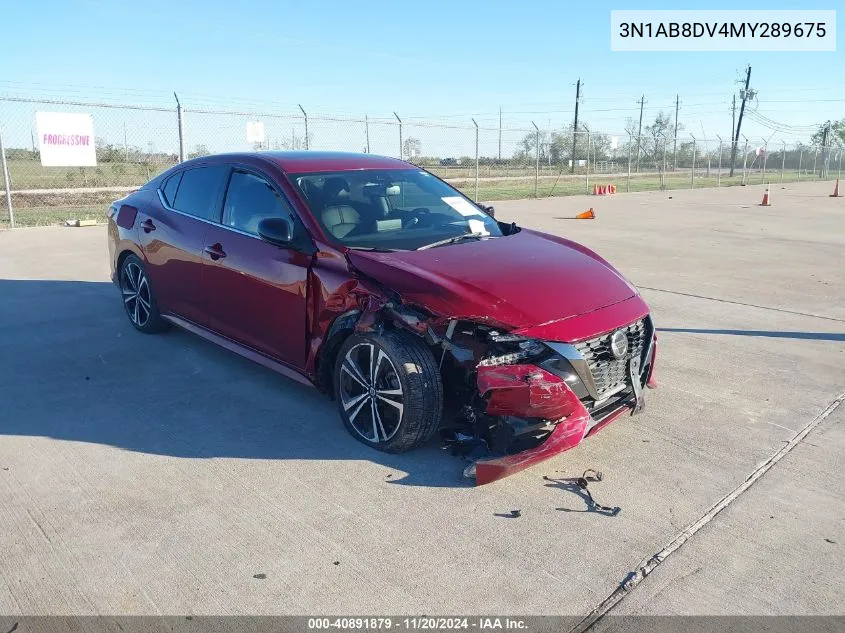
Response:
[171,165,229,221]
[161,172,182,206]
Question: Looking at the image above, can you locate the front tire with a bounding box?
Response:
[119,254,167,333]
[334,329,443,453]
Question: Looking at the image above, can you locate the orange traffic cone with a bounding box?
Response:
[760,188,771,206]
[610,184,617,194]
[575,208,595,219]
[831,179,842,197]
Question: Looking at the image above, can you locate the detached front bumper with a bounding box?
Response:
[471,329,657,485]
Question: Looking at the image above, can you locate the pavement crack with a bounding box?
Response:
[637,286,845,323]
[567,390,845,633]
[24,508,52,545]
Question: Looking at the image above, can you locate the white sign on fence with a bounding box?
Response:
[35,112,97,167]
[246,121,265,144]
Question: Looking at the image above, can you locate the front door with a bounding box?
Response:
[200,168,312,369]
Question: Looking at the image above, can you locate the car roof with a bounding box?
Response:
[179,151,413,174]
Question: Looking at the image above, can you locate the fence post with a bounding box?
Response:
[174,92,186,163]
[839,150,843,180]
[690,135,696,189]
[660,134,667,189]
[716,136,723,187]
[741,137,749,185]
[531,121,539,197]
[798,148,803,180]
[472,118,480,201]
[298,104,309,150]
[781,141,786,183]
[0,125,14,228]
[812,147,818,178]
[585,132,591,194]
[761,140,768,184]
[365,115,370,153]
[394,112,402,159]
[626,134,632,192]
[715,136,723,187]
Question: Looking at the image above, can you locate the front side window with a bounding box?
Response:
[223,170,296,236]
[171,165,229,221]
[289,169,502,251]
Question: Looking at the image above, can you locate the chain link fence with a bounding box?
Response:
[1,95,842,227]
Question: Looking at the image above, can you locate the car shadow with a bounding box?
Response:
[0,278,472,489]
[657,327,845,342]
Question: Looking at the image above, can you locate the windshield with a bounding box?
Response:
[289,169,502,250]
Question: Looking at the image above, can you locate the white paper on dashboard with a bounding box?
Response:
[467,219,490,235]
[441,196,484,217]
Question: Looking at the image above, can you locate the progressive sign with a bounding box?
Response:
[36,112,97,167]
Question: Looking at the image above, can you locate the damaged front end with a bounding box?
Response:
[439,319,657,485]
[311,249,657,486]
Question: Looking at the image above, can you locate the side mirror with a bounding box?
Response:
[482,205,495,218]
[257,217,293,247]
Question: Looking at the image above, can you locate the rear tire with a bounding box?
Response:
[118,254,168,333]
[334,329,443,453]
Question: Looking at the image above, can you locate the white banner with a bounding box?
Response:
[246,121,265,144]
[36,112,97,166]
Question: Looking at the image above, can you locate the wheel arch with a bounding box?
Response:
[315,309,362,396]
[114,245,146,283]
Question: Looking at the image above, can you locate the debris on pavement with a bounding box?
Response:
[252,573,267,580]
[544,468,621,516]
[493,509,522,519]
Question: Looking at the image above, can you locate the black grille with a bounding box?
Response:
[573,319,649,398]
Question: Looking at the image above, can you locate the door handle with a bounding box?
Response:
[141,219,156,233]
[204,243,227,260]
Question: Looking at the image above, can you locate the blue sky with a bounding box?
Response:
[1,0,842,154]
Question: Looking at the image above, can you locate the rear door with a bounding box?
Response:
[200,167,313,369]
[138,164,229,324]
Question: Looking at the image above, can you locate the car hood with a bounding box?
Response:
[346,228,639,333]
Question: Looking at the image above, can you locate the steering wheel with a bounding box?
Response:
[402,207,431,229]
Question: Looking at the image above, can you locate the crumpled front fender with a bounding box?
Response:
[474,364,592,485]
[477,365,580,421]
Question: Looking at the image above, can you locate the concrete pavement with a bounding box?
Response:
[0,180,842,618]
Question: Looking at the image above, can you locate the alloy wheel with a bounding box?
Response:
[120,261,152,328]
[339,343,404,443]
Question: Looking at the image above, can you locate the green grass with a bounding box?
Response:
[4,159,173,190]
[0,169,829,228]
[0,205,106,228]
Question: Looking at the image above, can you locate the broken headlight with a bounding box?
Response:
[477,332,547,367]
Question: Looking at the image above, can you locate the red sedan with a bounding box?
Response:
[107,151,656,484]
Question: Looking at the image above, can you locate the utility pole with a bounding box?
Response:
[635,94,646,173]
[498,107,502,162]
[672,94,680,170]
[731,94,736,150]
[730,65,752,177]
[571,78,581,173]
